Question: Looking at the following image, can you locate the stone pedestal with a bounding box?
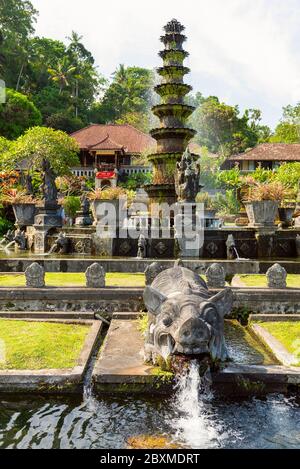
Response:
[75,210,92,227]
[33,204,62,254]
[174,202,204,258]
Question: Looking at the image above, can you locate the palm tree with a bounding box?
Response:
[48,57,76,94]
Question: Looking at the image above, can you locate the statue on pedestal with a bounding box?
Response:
[175,148,201,203]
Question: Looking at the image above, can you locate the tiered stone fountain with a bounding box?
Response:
[145,19,196,206]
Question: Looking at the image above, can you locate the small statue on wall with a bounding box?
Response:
[14,228,27,250]
[175,148,201,203]
[137,234,147,259]
[51,232,70,255]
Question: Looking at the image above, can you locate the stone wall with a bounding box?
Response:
[0,286,298,314]
[1,258,300,274]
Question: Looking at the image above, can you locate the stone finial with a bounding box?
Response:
[144,262,166,286]
[206,263,226,288]
[85,263,105,288]
[266,263,287,289]
[25,262,45,288]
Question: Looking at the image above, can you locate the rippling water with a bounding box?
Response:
[0,392,299,449]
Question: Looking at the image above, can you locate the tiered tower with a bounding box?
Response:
[146,19,196,204]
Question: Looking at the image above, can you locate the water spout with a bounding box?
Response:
[4,241,16,252]
[172,360,222,448]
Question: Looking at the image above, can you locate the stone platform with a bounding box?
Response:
[93,317,173,394]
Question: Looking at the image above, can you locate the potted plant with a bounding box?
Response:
[278,192,297,227]
[62,195,81,226]
[242,181,289,228]
[195,192,217,218]
[1,189,37,226]
[88,187,135,225]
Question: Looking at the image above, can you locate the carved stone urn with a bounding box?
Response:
[12,203,36,227]
[244,200,279,229]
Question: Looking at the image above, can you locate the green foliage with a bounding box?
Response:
[0,1,104,127]
[214,189,240,216]
[274,162,300,189]
[3,126,80,175]
[120,172,153,190]
[62,195,80,218]
[0,88,42,139]
[270,122,300,144]
[0,0,38,89]
[198,147,224,189]
[269,103,300,143]
[189,96,270,156]
[115,111,151,133]
[217,166,241,189]
[195,191,216,210]
[138,314,148,335]
[94,65,154,124]
[45,112,84,133]
[0,216,13,236]
[0,137,12,169]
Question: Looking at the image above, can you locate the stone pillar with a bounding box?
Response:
[266,263,287,289]
[174,202,204,258]
[25,262,45,288]
[33,204,62,254]
[206,263,226,288]
[85,263,106,288]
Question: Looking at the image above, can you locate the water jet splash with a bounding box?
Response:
[171,360,224,448]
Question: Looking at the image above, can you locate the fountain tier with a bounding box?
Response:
[145,19,196,203]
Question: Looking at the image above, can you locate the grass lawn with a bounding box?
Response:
[0,272,145,287]
[254,321,300,366]
[238,274,300,288]
[0,320,89,370]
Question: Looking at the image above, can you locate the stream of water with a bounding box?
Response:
[0,358,299,449]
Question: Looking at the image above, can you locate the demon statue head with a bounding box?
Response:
[143,264,233,364]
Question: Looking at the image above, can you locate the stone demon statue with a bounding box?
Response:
[143,262,233,364]
[175,147,201,203]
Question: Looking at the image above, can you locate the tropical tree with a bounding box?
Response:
[269,103,300,143]
[0,88,42,139]
[96,65,154,123]
[0,0,38,89]
[2,127,80,176]
[190,96,270,156]
[48,58,76,94]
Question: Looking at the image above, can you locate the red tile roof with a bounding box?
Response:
[89,134,124,151]
[227,143,300,161]
[70,124,156,153]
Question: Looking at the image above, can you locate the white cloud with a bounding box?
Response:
[31,0,300,128]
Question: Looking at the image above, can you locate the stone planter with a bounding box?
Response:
[244,200,279,228]
[91,199,123,229]
[12,203,36,226]
[278,207,295,226]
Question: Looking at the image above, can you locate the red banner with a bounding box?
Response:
[96,171,115,179]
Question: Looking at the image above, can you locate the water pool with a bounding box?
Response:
[0,392,299,449]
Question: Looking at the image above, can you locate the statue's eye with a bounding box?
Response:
[162,315,173,327]
[202,307,219,328]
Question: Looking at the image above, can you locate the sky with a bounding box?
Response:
[31,0,300,129]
